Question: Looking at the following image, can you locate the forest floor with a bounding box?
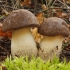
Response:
[0,0,70,62]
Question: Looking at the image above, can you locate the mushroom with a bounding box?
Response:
[2,9,39,58]
[38,17,69,61]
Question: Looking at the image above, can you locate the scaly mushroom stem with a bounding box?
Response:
[11,28,38,58]
[39,35,63,61]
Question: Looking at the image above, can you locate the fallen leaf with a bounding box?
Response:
[20,0,31,7]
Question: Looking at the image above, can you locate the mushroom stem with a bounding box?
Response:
[39,35,63,61]
[11,28,38,58]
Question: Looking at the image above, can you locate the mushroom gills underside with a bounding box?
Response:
[39,35,63,61]
[11,28,38,58]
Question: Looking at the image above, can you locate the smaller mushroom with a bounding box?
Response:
[38,17,69,61]
[2,9,39,58]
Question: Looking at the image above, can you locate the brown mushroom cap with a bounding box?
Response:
[38,17,69,37]
[2,9,39,32]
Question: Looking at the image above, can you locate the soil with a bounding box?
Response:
[0,37,11,61]
[60,44,70,61]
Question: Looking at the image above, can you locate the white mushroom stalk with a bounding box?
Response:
[39,35,63,61]
[11,28,38,57]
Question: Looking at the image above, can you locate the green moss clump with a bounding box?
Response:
[1,56,70,70]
